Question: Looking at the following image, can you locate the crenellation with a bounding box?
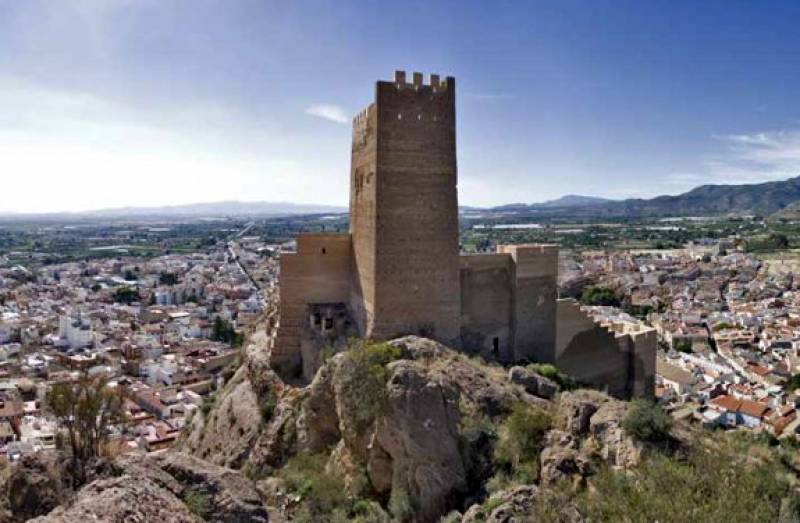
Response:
[390,70,453,91]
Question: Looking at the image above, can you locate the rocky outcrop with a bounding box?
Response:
[0,451,75,522]
[556,390,643,471]
[182,366,262,468]
[508,366,558,399]
[370,360,466,520]
[26,451,269,523]
[30,474,201,523]
[180,334,655,523]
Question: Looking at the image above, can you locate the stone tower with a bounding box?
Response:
[349,71,461,346]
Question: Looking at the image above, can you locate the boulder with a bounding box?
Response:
[508,366,558,399]
[485,485,539,523]
[0,451,75,522]
[30,474,201,523]
[557,390,607,436]
[31,451,269,523]
[369,361,467,522]
[539,430,591,485]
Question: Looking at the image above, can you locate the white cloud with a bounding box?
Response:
[305,104,349,124]
[0,77,348,213]
[665,129,800,189]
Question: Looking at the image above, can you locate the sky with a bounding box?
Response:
[1,0,800,213]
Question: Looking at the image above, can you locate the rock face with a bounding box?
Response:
[295,336,546,522]
[508,366,558,399]
[181,329,290,471]
[556,390,643,471]
[181,334,648,523]
[30,474,201,523]
[0,451,74,522]
[26,452,268,523]
[182,366,262,468]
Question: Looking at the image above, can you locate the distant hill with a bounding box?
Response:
[490,195,613,212]
[602,175,800,217]
[539,194,614,208]
[485,176,800,218]
[0,201,348,220]
[90,201,347,217]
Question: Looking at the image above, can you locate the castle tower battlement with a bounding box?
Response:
[349,71,461,345]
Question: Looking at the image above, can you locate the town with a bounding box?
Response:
[560,240,800,439]
[3,210,800,466]
[0,222,279,460]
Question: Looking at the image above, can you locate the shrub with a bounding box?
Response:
[388,488,414,523]
[580,286,620,307]
[526,363,578,390]
[340,341,403,434]
[200,393,216,417]
[576,444,795,522]
[259,386,277,423]
[492,403,551,484]
[279,452,352,520]
[183,490,211,517]
[622,400,672,443]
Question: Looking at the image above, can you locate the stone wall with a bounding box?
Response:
[349,103,378,336]
[500,244,558,363]
[351,71,461,346]
[459,253,513,361]
[271,233,352,374]
[555,299,656,399]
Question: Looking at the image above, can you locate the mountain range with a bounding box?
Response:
[3,176,800,220]
[486,175,800,218]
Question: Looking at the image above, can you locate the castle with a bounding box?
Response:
[267,71,654,399]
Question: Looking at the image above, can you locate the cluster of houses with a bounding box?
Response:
[564,242,800,438]
[0,242,277,461]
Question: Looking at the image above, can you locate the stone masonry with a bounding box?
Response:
[267,70,654,399]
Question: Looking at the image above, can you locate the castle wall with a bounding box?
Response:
[282,233,353,305]
[271,233,353,374]
[349,104,379,335]
[500,244,558,363]
[555,299,655,399]
[459,254,513,361]
[351,71,461,345]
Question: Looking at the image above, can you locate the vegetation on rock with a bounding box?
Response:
[580,286,620,307]
[45,375,126,483]
[338,340,403,434]
[622,400,673,443]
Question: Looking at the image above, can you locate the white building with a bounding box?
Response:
[55,312,94,350]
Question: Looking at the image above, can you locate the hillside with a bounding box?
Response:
[605,175,800,217]
[487,176,800,218]
[2,334,798,522]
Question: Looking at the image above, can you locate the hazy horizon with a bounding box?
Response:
[2,1,800,213]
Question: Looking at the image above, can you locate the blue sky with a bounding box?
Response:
[1,0,799,212]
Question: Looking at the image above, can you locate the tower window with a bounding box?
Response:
[321,248,326,254]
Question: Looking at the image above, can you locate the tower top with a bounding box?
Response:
[390,70,454,91]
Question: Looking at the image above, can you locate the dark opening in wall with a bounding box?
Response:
[492,337,500,355]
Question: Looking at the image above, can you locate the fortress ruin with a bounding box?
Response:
[266,71,654,399]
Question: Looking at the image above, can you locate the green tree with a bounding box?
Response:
[580,286,620,307]
[114,286,139,305]
[159,272,179,286]
[46,376,126,483]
